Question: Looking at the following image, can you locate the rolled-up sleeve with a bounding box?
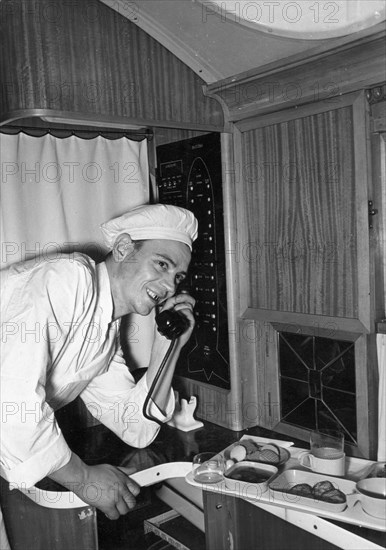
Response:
[79,348,175,448]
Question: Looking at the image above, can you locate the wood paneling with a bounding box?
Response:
[204,492,342,550]
[153,128,209,147]
[223,91,378,453]
[173,318,260,431]
[0,0,224,130]
[239,99,369,321]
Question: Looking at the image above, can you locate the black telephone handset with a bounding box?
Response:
[155,288,191,340]
[155,309,190,339]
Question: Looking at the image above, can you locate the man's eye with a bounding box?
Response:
[157,261,168,270]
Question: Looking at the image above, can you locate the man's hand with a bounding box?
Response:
[49,454,140,520]
[79,464,140,519]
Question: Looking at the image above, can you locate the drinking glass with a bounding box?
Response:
[192,452,224,483]
[310,429,344,459]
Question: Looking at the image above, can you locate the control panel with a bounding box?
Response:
[156,133,230,389]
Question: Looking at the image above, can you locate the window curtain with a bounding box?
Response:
[0,130,154,368]
[0,132,149,266]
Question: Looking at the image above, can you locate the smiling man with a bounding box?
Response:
[0,204,198,522]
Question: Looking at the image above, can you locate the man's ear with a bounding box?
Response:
[112,233,135,262]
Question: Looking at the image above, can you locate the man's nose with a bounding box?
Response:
[162,275,176,295]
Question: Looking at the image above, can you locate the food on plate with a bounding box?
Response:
[288,483,313,496]
[313,480,335,497]
[226,466,271,484]
[230,445,247,462]
[321,488,346,503]
[229,440,285,465]
[259,444,281,464]
[288,480,346,503]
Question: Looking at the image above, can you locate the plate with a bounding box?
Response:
[227,439,290,467]
[269,469,356,513]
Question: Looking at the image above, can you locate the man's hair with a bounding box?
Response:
[132,239,145,252]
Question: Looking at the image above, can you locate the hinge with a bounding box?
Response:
[368,200,378,229]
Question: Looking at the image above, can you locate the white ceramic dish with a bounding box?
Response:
[269,469,356,513]
[347,478,386,519]
[224,462,278,496]
[227,440,290,467]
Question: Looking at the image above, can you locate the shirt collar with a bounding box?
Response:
[96,261,115,327]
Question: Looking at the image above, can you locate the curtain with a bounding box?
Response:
[0,132,149,267]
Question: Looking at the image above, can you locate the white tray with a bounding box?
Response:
[185,439,386,532]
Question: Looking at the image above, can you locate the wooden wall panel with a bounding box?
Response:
[0,0,224,130]
[153,128,208,147]
[241,106,358,318]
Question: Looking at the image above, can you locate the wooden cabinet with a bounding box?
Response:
[204,491,340,550]
[237,92,370,323]
[232,91,378,458]
[205,31,385,455]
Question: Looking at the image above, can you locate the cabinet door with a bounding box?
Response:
[235,91,378,457]
[238,92,371,322]
[204,491,340,550]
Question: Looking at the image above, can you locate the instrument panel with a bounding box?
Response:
[156,133,230,389]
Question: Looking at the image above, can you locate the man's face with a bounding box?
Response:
[117,239,191,316]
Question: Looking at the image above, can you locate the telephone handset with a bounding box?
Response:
[155,288,191,340]
[155,308,190,339]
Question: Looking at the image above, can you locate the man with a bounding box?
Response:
[0,203,198,522]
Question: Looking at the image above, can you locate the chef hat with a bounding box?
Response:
[100,204,198,251]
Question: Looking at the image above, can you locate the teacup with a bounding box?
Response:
[347,478,386,519]
[298,451,346,476]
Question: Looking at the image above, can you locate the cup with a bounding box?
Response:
[347,478,386,519]
[192,452,224,483]
[310,429,344,460]
[298,429,345,476]
[298,451,346,476]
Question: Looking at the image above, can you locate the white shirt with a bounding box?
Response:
[0,253,174,487]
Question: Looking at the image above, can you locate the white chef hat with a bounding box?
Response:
[100,204,198,251]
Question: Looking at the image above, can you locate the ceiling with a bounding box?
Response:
[99,0,386,85]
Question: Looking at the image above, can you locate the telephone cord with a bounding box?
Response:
[142,338,176,425]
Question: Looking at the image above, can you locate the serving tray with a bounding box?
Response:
[185,438,386,532]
